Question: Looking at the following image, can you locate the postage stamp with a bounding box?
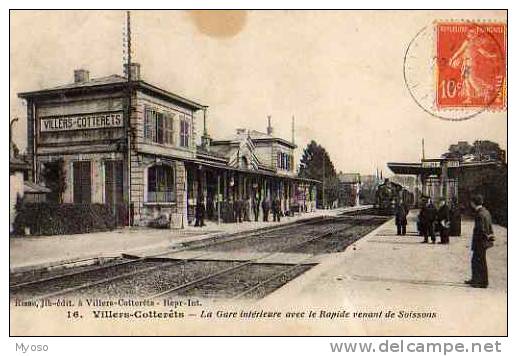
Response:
[435,22,507,110]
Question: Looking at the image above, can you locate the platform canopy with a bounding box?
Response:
[387,162,426,175]
[388,159,501,176]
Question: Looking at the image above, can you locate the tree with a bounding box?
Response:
[442,140,505,162]
[472,140,505,162]
[299,140,339,208]
[442,141,472,159]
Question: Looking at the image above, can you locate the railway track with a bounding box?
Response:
[9,217,336,300]
[146,222,348,300]
[10,216,326,291]
[10,212,389,301]
[166,216,388,300]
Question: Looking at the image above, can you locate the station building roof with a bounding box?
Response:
[337,173,361,184]
[18,74,205,111]
[211,129,297,149]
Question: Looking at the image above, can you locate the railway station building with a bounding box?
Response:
[336,173,361,207]
[18,65,318,229]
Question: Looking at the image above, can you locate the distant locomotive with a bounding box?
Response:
[374,179,414,214]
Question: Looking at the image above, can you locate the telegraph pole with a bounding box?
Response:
[125,10,133,226]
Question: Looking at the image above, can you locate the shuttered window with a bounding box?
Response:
[73,161,91,204]
[180,116,190,148]
[164,114,174,145]
[144,108,156,141]
[156,112,164,144]
[144,107,175,146]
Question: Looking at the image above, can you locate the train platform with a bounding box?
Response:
[9,206,370,274]
[260,210,507,336]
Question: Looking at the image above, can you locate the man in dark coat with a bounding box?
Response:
[261,198,270,222]
[436,198,450,244]
[272,196,281,222]
[417,210,424,236]
[252,195,260,222]
[394,201,408,236]
[449,197,462,236]
[194,195,206,227]
[234,198,243,223]
[243,196,251,222]
[465,194,494,288]
[420,198,437,243]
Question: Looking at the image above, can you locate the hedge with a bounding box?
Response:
[13,202,117,236]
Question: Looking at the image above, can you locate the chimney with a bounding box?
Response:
[201,107,212,150]
[291,115,295,144]
[267,115,273,136]
[74,69,90,83]
[124,63,141,80]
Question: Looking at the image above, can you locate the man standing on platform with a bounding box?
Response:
[465,194,494,289]
[252,195,260,222]
[243,196,251,222]
[194,194,206,227]
[234,198,243,223]
[436,198,450,244]
[450,197,462,236]
[272,196,281,222]
[420,197,437,243]
[261,197,270,222]
[394,200,408,236]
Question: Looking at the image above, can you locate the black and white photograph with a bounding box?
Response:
[8,9,507,338]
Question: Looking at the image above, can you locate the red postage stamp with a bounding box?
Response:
[436,22,506,110]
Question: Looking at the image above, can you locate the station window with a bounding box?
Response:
[277,152,292,171]
[180,116,190,148]
[164,114,174,145]
[156,112,164,144]
[144,108,156,141]
[147,165,175,203]
[144,107,174,145]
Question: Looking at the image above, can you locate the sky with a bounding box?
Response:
[10,10,507,175]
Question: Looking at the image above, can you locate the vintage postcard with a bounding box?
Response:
[9,10,507,336]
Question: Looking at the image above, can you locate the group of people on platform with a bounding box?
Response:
[259,196,284,222]
[393,194,495,289]
[417,197,461,244]
[392,197,458,243]
[194,195,294,227]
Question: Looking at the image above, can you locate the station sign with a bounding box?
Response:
[422,161,441,168]
[446,160,460,167]
[40,111,124,132]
